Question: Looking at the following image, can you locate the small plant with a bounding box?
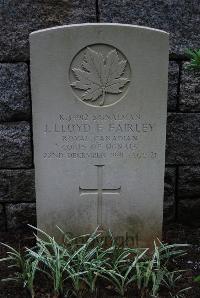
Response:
[163,270,192,298]
[27,225,87,297]
[100,248,148,297]
[0,242,39,298]
[186,49,200,70]
[133,240,190,298]
[0,226,191,298]
[194,275,200,283]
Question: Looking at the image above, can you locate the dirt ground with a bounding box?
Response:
[0,223,200,297]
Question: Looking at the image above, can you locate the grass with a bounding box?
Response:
[0,226,191,298]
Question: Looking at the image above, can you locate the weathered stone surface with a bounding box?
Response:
[0,63,30,121]
[163,167,176,223]
[0,0,96,61]
[30,24,169,246]
[99,0,200,55]
[0,204,6,232]
[0,169,35,202]
[178,198,200,226]
[166,113,200,164]
[168,61,179,111]
[178,166,200,198]
[6,203,36,231]
[179,63,200,111]
[0,122,32,168]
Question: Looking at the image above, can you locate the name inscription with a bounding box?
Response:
[42,112,158,160]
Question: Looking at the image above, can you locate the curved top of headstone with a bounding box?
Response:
[30,23,169,109]
[30,23,169,37]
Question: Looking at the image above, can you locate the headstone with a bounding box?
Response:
[30,24,169,247]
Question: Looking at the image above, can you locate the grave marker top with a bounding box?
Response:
[30,24,169,247]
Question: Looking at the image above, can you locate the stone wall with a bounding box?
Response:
[0,0,199,232]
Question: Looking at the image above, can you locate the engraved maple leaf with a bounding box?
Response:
[71,47,130,106]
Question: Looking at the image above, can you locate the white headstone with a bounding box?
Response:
[30,24,169,247]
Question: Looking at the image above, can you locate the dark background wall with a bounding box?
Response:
[0,0,199,232]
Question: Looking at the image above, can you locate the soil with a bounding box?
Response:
[0,223,200,298]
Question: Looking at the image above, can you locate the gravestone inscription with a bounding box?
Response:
[30,24,169,247]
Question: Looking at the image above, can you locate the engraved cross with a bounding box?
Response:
[79,165,121,227]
